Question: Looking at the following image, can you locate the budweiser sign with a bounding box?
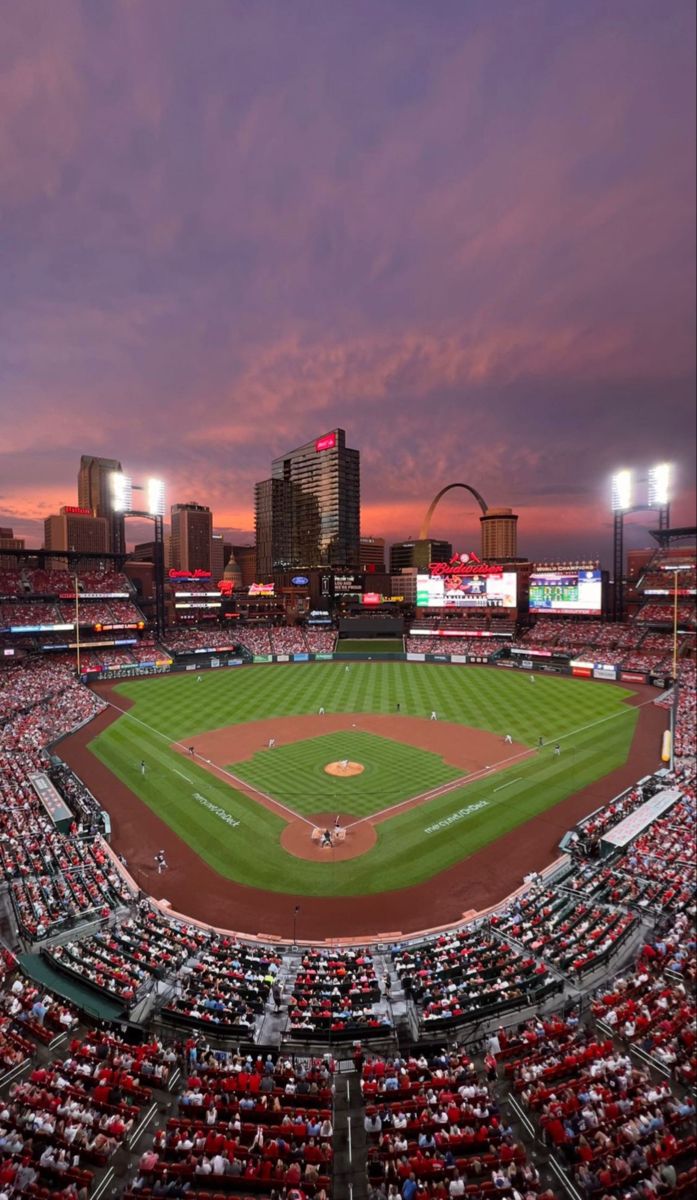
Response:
[429,553,503,578]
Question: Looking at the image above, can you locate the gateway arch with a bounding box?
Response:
[418,482,489,541]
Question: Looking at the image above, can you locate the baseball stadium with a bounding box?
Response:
[0,478,695,1200]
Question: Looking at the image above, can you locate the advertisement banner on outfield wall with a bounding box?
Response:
[253,655,272,663]
[496,660,515,668]
[210,658,220,668]
[572,666,592,678]
[226,658,243,666]
[315,653,334,660]
[276,654,290,662]
[621,671,647,684]
[521,660,534,670]
[293,653,309,661]
[593,666,617,680]
[406,652,426,662]
[451,654,468,663]
[430,654,449,662]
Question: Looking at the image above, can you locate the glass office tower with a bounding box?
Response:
[255,429,360,576]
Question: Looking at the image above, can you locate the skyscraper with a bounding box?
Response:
[390,539,452,574]
[255,429,360,576]
[480,507,519,560]
[210,532,225,582]
[170,503,213,573]
[44,507,109,555]
[359,536,386,572]
[77,454,123,552]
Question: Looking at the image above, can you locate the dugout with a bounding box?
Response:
[29,772,74,834]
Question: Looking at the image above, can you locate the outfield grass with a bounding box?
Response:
[88,663,642,896]
[231,731,463,819]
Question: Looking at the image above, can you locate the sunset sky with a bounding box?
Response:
[1,0,695,564]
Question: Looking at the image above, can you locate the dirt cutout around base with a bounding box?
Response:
[282,812,377,861]
[324,760,365,777]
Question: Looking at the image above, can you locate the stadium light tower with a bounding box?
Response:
[648,462,672,529]
[111,471,167,637]
[611,470,632,514]
[611,471,632,622]
[610,464,671,622]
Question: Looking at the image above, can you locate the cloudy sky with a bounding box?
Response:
[1,0,694,563]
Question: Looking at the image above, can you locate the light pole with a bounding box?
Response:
[74,572,82,679]
[292,904,300,947]
[671,568,681,683]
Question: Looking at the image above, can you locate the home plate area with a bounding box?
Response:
[281,812,377,861]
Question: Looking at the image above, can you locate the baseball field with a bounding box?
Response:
[83,662,648,905]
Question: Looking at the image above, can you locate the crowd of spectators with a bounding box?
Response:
[490,888,637,978]
[0,1024,162,1191]
[405,637,508,657]
[592,911,696,1087]
[161,934,282,1036]
[236,627,274,656]
[1,600,63,626]
[270,628,310,654]
[305,630,336,652]
[161,627,239,655]
[361,1047,544,1200]
[0,566,134,599]
[674,662,695,764]
[508,1009,696,1198]
[608,794,696,915]
[234,625,336,657]
[513,618,690,673]
[128,1050,334,1196]
[637,602,696,628]
[391,929,560,1032]
[287,950,392,1039]
[0,658,85,718]
[0,659,136,939]
[44,939,153,1009]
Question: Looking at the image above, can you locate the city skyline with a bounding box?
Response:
[1,0,695,564]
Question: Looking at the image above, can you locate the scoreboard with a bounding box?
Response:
[529,568,603,615]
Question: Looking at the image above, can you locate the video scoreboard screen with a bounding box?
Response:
[417,572,517,609]
[529,568,602,615]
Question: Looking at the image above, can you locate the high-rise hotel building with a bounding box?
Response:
[77,454,124,552]
[170,503,213,574]
[255,429,360,577]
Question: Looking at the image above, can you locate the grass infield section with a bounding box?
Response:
[88,662,640,897]
[230,731,463,819]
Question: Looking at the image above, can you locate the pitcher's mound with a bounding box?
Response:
[324,760,364,777]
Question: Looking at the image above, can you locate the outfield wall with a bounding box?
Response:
[85,650,658,686]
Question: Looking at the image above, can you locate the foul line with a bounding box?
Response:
[494,777,522,792]
[101,698,317,830]
[342,692,659,830]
